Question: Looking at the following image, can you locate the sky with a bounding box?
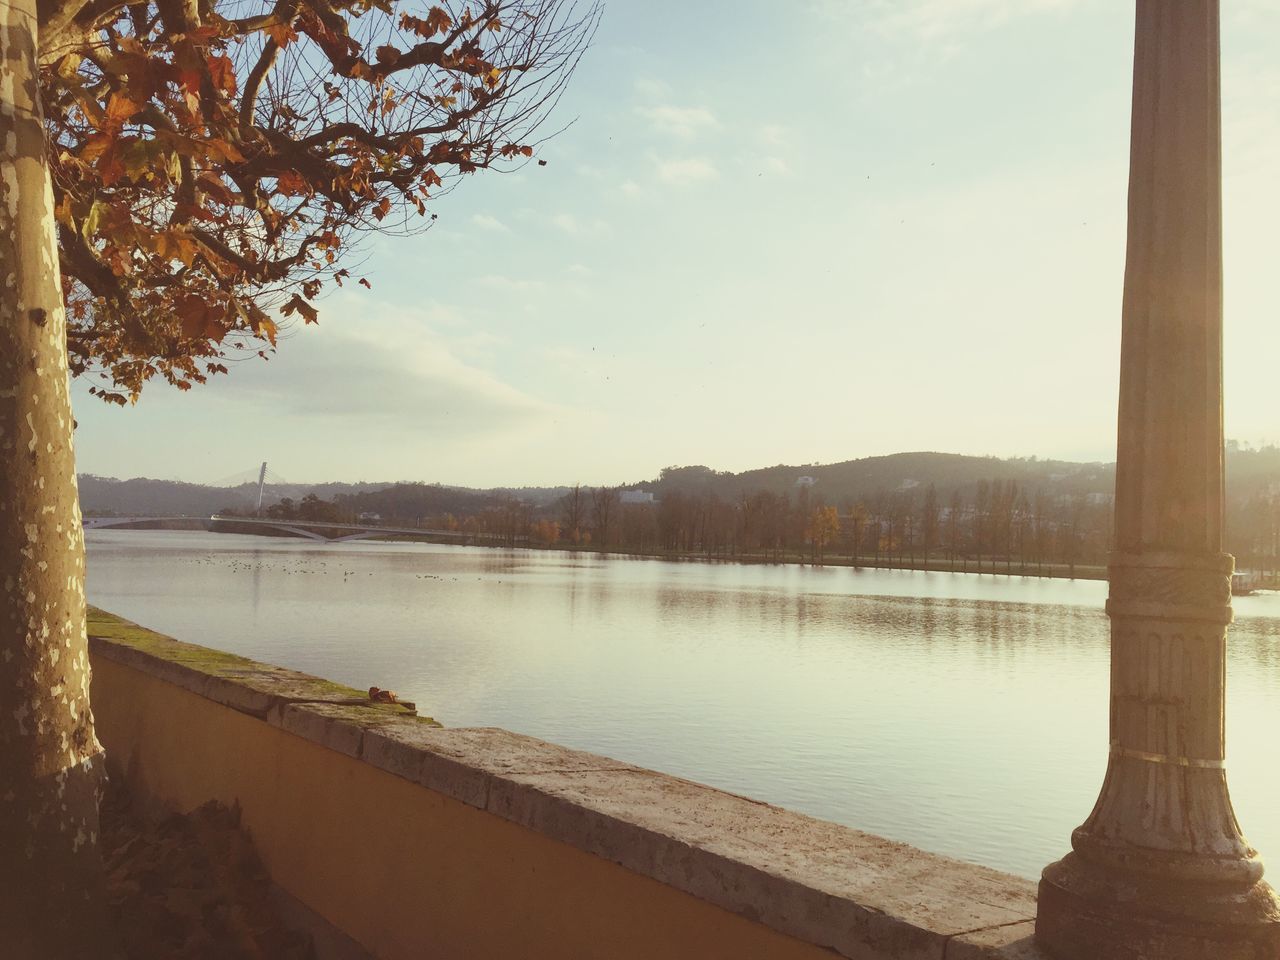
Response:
[72,0,1280,487]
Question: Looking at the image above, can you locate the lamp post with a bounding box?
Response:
[1035,3,1280,956]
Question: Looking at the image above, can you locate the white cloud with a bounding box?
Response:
[538,344,610,383]
[479,274,548,294]
[633,76,672,99]
[1227,0,1280,28]
[620,179,642,197]
[470,213,510,233]
[816,0,1082,43]
[209,297,559,436]
[637,105,719,138]
[1224,58,1280,178]
[758,124,787,147]
[552,212,582,233]
[735,155,791,177]
[450,329,507,358]
[550,213,610,236]
[761,156,790,176]
[567,263,592,277]
[654,157,719,186]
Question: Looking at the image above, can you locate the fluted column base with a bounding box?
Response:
[1037,852,1280,960]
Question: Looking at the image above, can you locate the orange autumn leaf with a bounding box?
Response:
[280,293,318,324]
[79,133,113,163]
[176,294,211,337]
[105,92,142,125]
[266,22,299,47]
[202,139,245,164]
[275,170,308,195]
[166,231,200,267]
[427,6,451,33]
[254,315,278,344]
[206,54,237,94]
[400,6,451,37]
[38,0,601,406]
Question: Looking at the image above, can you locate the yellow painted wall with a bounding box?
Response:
[92,657,838,960]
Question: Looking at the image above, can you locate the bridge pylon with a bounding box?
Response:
[255,461,268,517]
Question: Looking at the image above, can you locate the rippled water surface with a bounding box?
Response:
[85,530,1280,879]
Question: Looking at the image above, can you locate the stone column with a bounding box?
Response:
[1035,3,1280,957]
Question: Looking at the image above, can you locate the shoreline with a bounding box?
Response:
[85,522,1111,582]
[504,545,1112,582]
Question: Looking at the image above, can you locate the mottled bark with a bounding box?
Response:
[0,0,113,954]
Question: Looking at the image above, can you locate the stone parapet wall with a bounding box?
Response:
[87,608,1046,960]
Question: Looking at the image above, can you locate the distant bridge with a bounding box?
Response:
[209,515,491,543]
[83,516,208,530]
[85,515,519,545]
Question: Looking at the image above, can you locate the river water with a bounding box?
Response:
[84,529,1280,880]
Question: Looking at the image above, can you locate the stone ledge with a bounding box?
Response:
[89,606,1045,960]
[945,923,1041,960]
[485,766,1041,959]
[87,608,429,725]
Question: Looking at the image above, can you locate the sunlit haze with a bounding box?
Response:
[72,0,1280,486]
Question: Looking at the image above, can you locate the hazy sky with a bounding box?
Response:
[73,0,1280,487]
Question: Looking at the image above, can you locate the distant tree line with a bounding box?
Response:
[539,481,1120,576]
[1229,489,1280,580]
[211,447,1280,578]
[217,480,1116,574]
[265,494,351,524]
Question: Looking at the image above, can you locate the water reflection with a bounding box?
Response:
[84,530,1279,880]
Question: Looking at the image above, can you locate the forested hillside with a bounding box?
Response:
[78,446,1280,574]
[644,453,1116,504]
[77,476,392,517]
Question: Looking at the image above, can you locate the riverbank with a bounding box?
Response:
[91,521,1111,581]
[83,529,1280,879]
[84,604,1049,960]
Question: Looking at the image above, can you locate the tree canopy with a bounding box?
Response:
[2,1,597,948]
[37,0,599,403]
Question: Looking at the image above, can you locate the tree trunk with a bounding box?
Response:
[1,2,113,954]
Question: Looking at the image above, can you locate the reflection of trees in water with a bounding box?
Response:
[954,599,1108,651]
[656,586,733,622]
[1230,618,1280,669]
[655,581,1280,672]
[644,583,1115,657]
[879,597,1112,659]
[473,549,604,578]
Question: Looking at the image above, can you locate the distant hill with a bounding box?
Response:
[77,446,1279,519]
[643,452,1117,505]
[331,482,571,521]
[77,476,393,517]
[76,475,571,518]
